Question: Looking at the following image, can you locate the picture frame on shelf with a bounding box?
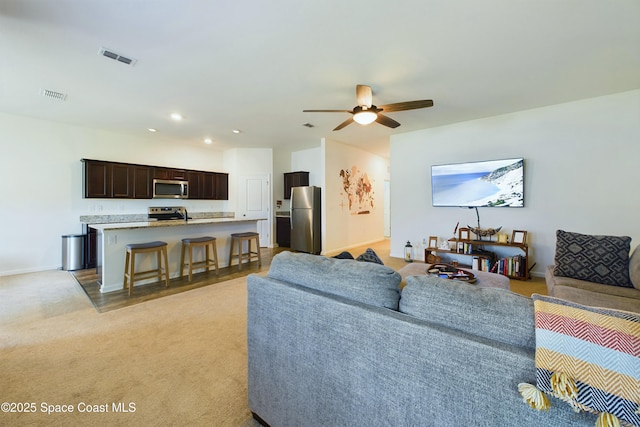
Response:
[458,227,470,241]
[428,236,438,249]
[512,230,528,244]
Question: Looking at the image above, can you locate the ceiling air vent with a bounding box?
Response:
[41,89,67,101]
[99,47,137,66]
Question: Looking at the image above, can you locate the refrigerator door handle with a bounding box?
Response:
[290,191,294,230]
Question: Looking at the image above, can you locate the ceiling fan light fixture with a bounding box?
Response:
[303,85,433,130]
[353,108,377,125]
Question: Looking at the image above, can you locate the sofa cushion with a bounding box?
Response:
[531,294,640,426]
[630,245,640,290]
[399,274,535,349]
[554,230,633,288]
[267,251,401,310]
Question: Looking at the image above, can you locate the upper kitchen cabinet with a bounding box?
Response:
[111,163,133,198]
[202,172,229,200]
[84,159,133,198]
[132,165,152,199]
[187,170,204,199]
[214,173,229,200]
[153,167,187,180]
[82,159,227,200]
[284,171,309,199]
[84,160,111,198]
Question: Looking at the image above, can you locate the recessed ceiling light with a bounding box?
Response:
[232,129,241,134]
[148,128,158,132]
[204,138,213,144]
[170,113,183,121]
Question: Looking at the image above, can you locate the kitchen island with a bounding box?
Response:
[90,218,264,293]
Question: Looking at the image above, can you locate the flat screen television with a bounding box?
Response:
[431,158,524,207]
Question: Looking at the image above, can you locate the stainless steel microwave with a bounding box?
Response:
[152,179,189,199]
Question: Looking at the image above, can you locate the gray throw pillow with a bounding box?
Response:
[333,251,354,260]
[356,248,384,265]
[554,230,632,288]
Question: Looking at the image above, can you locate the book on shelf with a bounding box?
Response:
[471,256,492,272]
[490,255,527,278]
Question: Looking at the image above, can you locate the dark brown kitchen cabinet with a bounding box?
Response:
[111,163,133,198]
[276,216,291,247]
[82,159,227,200]
[202,172,216,199]
[214,173,229,200]
[84,160,132,198]
[187,171,204,199]
[84,160,111,198]
[284,171,309,199]
[83,225,98,269]
[133,166,152,198]
[170,169,187,180]
[202,172,229,200]
[153,167,171,179]
[153,168,187,180]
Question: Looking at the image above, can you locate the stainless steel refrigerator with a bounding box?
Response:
[290,186,322,254]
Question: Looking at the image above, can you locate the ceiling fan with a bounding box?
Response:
[303,85,434,131]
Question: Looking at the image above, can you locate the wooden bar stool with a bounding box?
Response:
[180,236,219,282]
[228,232,262,270]
[123,241,170,296]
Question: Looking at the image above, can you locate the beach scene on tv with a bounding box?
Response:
[431,158,524,207]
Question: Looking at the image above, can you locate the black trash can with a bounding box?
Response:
[62,234,85,271]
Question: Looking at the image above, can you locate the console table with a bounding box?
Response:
[425,238,530,280]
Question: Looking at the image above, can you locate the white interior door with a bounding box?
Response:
[238,175,270,247]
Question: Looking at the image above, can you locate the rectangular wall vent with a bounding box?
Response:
[99,47,137,66]
[41,89,67,101]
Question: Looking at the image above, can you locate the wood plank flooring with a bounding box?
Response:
[72,239,546,313]
[73,247,288,312]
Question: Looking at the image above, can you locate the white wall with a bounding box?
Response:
[390,90,640,277]
[0,112,272,275]
[323,138,387,254]
[292,147,324,188]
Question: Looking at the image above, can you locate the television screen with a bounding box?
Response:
[431,158,524,207]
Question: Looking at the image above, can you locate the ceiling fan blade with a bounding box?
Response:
[375,113,401,129]
[379,100,434,112]
[356,85,372,108]
[333,117,354,131]
[303,109,353,113]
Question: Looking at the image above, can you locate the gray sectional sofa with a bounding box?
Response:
[247,252,593,426]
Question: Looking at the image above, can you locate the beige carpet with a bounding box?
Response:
[0,269,260,426]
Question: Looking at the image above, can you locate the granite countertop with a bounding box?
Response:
[80,211,234,224]
[89,217,266,231]
[275,211,290,218]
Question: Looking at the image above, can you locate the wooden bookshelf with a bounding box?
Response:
[425,238,530,280]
